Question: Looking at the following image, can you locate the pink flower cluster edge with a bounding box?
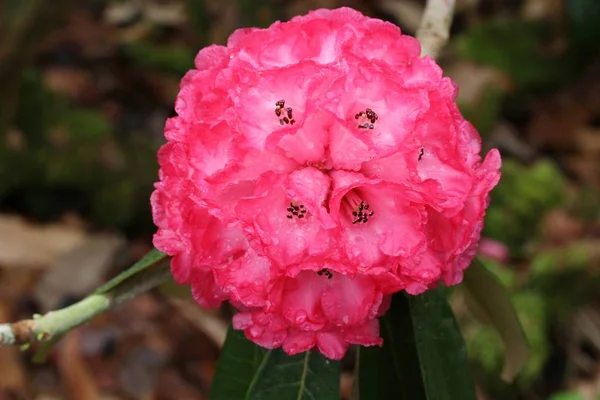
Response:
[151,7,502,359]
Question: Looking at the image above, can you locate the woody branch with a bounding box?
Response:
[416,0,456,59]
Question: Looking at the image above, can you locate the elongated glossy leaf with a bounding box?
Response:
[462,259,530,381]
[356,295,425,400]
[410,289,476,399]
[357,290,476,400]
[211,326,340,400]
[246,348,340,400]
[93,248,167,294]
[211,327,267,400]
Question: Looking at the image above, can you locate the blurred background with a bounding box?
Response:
[0,0,599,399]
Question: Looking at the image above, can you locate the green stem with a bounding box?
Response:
[0,259,171,346]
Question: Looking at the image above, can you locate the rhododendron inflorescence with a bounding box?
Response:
[151,7,501,360]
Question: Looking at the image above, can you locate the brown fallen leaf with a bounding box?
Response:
[0,303,29,399]
[522,0,564,21]
[576,127,600,155]
[445,62,511,106]
[340,372,353,400]
[541,210,584,246]
[155,369,207,400]
[57,331,100,400]
[43,67,97,102]
[167,298,227,348]
[33,234,126,311]
[0,214,87,270]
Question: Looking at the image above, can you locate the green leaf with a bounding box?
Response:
[185,0,210,44]
[455,20,569,90]
[357,290,476,400]
[211,327,267,400]
[237,0,284,28]
[211,326,341,400]
[462,259,530,381]
[549,391,585,400]
[567,0,600,55]
[122,42,195,76]
[93,248,167,294]
[356,297,425,400]
[246,349,340,400]
[31,335,63,364]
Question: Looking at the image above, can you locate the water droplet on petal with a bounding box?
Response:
[351,248,362,258]
[342,315,349,324]
[256,314,268,324]
[254,279,264,290]
[353,236,366,245]
[257,214,269,227]
[417,270,435,280]
[249,325,264,338]
[294,310,308,324]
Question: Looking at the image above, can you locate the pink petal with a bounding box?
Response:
[328,123,375,171]
[316,332,349,360]
[321,275,377,327]
[274,109,332,165]
[214,250,273,307]
[343,319,383,346]
[329,170,426,268]
[190,269,227,309]
[278,272,330,331]
[235,172,334,266]
[282,330,317,356]
[194,44,230,70]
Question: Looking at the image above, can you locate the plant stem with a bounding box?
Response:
[416,0,456,59]
[0,260,171,346]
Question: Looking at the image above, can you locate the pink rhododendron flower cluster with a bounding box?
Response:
[151,7,501,360]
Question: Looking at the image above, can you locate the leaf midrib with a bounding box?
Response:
[245,350,273,399]
[296,351,311,400]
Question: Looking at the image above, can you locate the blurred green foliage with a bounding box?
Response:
[484,159,566,257]
[463,154,597,396]
[456,4,600,391]
[123,43,195,76]
[459,86,505,136]
[0,68,159,233]
[456,20,570,91]
[567,0,600,57]
[237,0,285,28]
[549,392,585,400]
[466,275,548,384]
[185,0,211,43]
[465,247,596,395]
